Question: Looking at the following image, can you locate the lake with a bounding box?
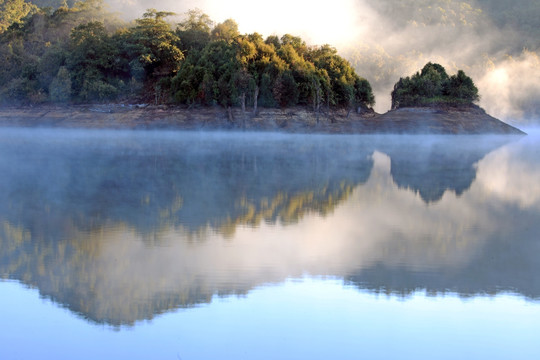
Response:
[0,128,539,359]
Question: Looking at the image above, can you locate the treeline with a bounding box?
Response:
[0,0,375,112]
[174,12,374,112]
[391,63,479,109]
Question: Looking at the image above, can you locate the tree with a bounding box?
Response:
[211,19,239,43]
[0,0,116,103]
[243,33,287,113]
[445,70,479,102]
[172,39,238,107]
[126,9,183,81]
[307,44,373,109]
[67,21,118,100]
[121,9,183,103]
[235,35,256,112]
[280,34,307,56]
[418,62,449,98]
[273,70,298,107]
[176,8,212,53]
[354,77,375,109]
[391,62,479,108]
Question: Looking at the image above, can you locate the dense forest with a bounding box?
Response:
[0,0,375,113]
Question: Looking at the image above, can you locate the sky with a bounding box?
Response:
[108,0,362,45]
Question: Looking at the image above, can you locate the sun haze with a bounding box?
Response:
[203,0,362,46]
[108,0,364,47]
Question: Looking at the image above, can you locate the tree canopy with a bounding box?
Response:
[172,32,375,112]
[391,62,479,109]
[0,2,376,111]
[0,0,37,33]
[0,2,370,110]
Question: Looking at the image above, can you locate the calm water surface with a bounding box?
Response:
[0,129,539,359]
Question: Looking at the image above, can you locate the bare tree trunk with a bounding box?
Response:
[253,85,259,115]
[325,92,331,123]
[241,92,246,113]
[154,83,163,105]
[315,86,321,124]
[227,106,234,123]
[327,92,330,110]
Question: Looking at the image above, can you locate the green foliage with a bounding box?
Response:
[211,19,239,43]
[307,44,375,108]
[79,77,117,101]
[176,8,212,54]
[391,62,479,109]
[125,9,183,80]
[0,0,37,33]
[0,5,375,109]
[273,70,299,107]
[66,21,119,100]
[172,40,237,106]
[0,0,119,103]
[172,30,375,111]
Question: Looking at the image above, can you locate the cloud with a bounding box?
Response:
[477,50,540,122]
[475,136,540,208]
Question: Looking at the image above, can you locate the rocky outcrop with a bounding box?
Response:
[374,104,525,134]
[0,103,525,134]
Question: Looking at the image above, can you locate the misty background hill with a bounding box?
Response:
[7,0,540,122]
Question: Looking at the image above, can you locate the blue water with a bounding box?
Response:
[0,129,539,359]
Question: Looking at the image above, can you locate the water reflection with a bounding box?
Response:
[0,129,537,326]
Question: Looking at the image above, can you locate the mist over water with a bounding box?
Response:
[1,129,538,326]
[1,129,539,359]
[106,0,540,122]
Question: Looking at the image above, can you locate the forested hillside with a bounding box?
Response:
[476,0,539,48]
[0,1,374,112]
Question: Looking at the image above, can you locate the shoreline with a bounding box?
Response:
[0,104,525,135]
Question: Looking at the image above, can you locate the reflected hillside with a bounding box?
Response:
[379,136,516,203]
[345,212,540,299]
[0,130,531,326]
[346,136,540,299]
[0,130,374,236]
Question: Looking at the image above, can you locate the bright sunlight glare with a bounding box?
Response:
[203,0,363,46]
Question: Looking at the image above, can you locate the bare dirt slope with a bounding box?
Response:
[0,104,525,134]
